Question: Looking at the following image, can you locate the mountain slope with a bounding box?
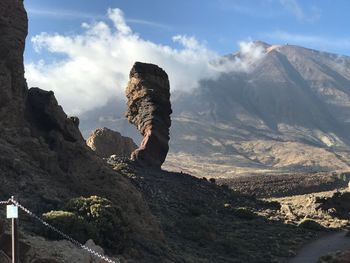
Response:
[80,42,350,176]
[165,42,350,175]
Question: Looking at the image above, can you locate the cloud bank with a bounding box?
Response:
[25,8,265,115]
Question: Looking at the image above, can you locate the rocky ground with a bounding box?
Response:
[163,149,350,179]
[1,156,349,262]
[217,172,348,198]
[319,248,350,263]
[104,158,350,262]
[266,190,350,230]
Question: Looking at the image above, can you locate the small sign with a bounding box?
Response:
[6,205,18,219]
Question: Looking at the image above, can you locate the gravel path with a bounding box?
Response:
[289,231,350,263]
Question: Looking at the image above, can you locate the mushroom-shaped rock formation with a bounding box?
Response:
[125,62,172,168]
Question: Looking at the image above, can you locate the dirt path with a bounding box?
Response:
[289,231,350,263]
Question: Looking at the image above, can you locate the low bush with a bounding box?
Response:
[42,210,94,242]
[41,196,128,251]
[233,208,256,220]
[298,218,324,231]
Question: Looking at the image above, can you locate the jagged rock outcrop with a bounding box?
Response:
[26,88,83,143]
[125,62,172,168]
[0,0,166,261]
[317,192,350,219]
[86,127,137,158]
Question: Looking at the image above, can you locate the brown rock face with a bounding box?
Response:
[86,127,137,158]
[317,192,350,219]
[0,0,28,125]
[125,62,172,168]
[26,88,83,143]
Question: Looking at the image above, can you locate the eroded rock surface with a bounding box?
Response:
[0,0,28,125]
[125,62,172,168]
[26,88,83,143]
[86,127,137,158]
[316,192,350,219]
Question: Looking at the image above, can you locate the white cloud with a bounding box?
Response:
[108,8,131,35]
[213,41,266,72]
[279,0,321,23]
[25,8,265,115]
[240,41,266,60]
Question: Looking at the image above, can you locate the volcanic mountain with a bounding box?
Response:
[81,42,350,176]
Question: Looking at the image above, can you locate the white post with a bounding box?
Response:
[7,196,19,263]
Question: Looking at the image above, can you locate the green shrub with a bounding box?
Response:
[233,208,256,220]
[336,172,350,182]
[178,216,216,243]
[298,218,324,231]
[187,206,204,217]
[41,196,128,251]
[112,162,129,172]
[42,210,94,242]
[216,237,239,255]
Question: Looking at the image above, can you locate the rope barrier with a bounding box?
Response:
[2,197,120,263]
[0,200,10,205]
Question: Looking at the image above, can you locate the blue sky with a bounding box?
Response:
[23,0,350,115]
[24,0,350,60]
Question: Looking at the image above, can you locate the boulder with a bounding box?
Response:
[86,127,137,158]
[125,62,172,168]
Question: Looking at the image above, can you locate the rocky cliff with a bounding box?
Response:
[0,0,28,126]
[0,0,166,261]
[125,62,172,168]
